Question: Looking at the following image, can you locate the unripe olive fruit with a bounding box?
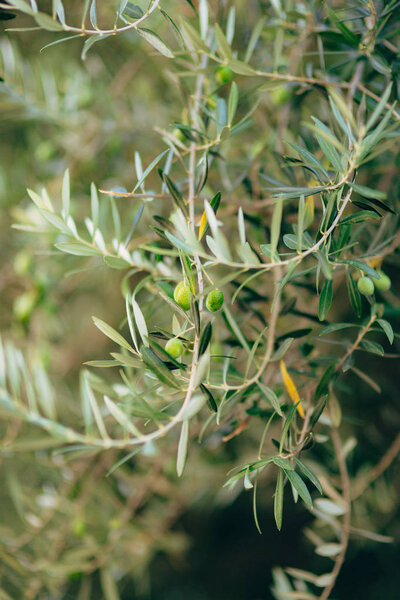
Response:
[14,250,32,276]
[71,518,86,538]
[165,338,184,358]
[172,127,185,143]
[357,276,374,296]
[13,290,37,322]
[270,85,291,106]
[206,289,224,312]
[373,270,391,292]
[174,281,192,311]
[215,66,234,85]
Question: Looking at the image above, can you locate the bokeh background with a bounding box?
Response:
[0,1,399,598]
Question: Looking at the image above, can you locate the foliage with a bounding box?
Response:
[1,1,400,598]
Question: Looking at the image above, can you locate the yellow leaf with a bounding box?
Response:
[280,360,305,418]
[198,210,207,240]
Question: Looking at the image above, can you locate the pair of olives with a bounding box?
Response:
[357,270,391,296]
[173,281,224,313]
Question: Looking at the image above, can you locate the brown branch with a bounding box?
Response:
[352,432,400,500]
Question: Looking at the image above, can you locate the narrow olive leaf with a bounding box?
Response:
[81,372,108,440]
[200,383,218,412]
[92,317,135,353]
[270,195,283,259]
[257,382,283,416]
[84,359,119,368]
[253,477,262,534]
[214,23,232,60]
[244,15,265,62]
[346,271,361,318]
[61,168,70,218]
[284,470,312,507]
[244,326,268,378]
[280,360,305,418]
[176,419,189,476]
[314,365,336,401]
[106,448,141,477]
[243,468,253,490]
[286,142,330,179]
[319,323,356,336]
[350,366,381,393]
[297,195,305,254]
[279,403,298,453]
[160,171,188,216]
[361,339,384,356]
[223,306,251,353]
[339,259,380,279]
[272,337,294,361]
[315,498,345,516]
[198,0,208,39]
[364,197,396,215]
[274,470,284,531]
[310,395,328,429]
[193,353,210,390]
[192,298,200,335]
[133,149,168,192]
[228,81,239,125]
[294,458,323,494]
[165,232,194,254]
[81,34,111,60]
[347,181,387,200]
[137,28,174,58]
[238,207,246,245]
[318,279,333,321]
[329,96,355,142]
[316,544,342,557]
[141,346,181,389]
[365,82,392,131]
[198,322,212,357]
[125,294,139,353]
[273,456,295,470]
[103,396,140,436]
[131,297,149,346]
[377,318,394,344]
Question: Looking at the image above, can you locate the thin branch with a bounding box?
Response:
[352,432,400,500]
[319,425,351,600]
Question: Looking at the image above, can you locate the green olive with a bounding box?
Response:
[13,290,37,322]
[71,518,86,538]
[174,281,192,311]
[373,270,391,292]
[206,289,224,312]
[215,66,234,85]
[165,338,184,358]
[14,250,32,276]
[357,276,374,296]
[172,127,185,143]
[270,85,291,106]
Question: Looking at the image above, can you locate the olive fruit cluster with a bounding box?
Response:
[357,270,391,296]
[174,282,224,313]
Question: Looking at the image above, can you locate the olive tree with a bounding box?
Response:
[1,1,400,598]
